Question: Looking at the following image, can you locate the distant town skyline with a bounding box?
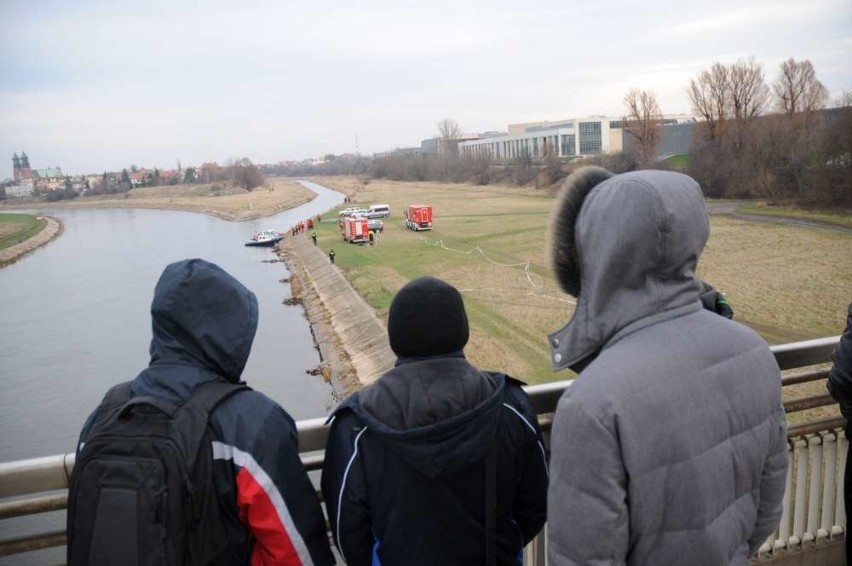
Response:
[2,0,850,178]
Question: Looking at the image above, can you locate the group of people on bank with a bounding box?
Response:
[65,167,849,565]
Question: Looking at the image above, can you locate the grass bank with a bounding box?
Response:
[306,177,851,387]
[0,213,47,251]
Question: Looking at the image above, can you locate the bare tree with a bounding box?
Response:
[232,158,265,190]
[435,118,462,180]
[437,118,462,142]
[687,62,730,141]
[728,57,769,122]
[623,89,663,168]
[773,58,829,115]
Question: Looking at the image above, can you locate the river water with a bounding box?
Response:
[0,180,344,464]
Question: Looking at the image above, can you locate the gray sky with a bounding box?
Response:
[2,0,850,177]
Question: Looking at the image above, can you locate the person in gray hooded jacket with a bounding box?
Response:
[545,167,787,565]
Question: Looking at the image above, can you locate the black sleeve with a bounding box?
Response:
[505,385,548,544]
[321,411,373,566]
[827,303,852,414]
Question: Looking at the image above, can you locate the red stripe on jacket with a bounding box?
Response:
[236,466,303,565]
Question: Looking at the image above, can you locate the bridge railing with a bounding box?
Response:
[0,336,842,564]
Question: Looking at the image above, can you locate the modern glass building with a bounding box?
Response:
[458,117,625,160]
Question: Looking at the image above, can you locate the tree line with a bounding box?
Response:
[622,57,850,206]
[287,57,850,209]
[0,158,268,202]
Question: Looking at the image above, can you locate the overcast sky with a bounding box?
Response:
[2,0,850,177]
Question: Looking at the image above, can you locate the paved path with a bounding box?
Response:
[706,201,852,234]
[278,233,395,396]
[0,216,62,268]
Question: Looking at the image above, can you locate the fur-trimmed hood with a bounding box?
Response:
[547,169,710,372]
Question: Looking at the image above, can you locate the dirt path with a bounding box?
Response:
[0,216,63,268]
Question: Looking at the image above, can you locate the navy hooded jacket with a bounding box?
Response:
[320,354,548,566]
[77,258,334,565]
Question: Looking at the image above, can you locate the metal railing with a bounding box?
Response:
[0,336,842,564]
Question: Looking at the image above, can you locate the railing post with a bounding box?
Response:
[819,431,837,541]
[777,440,794,549]
[805,434,823,542]
[834,434,848,538]
[792,438,808,546]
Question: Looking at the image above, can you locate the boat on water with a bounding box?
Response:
[245,230,284,247]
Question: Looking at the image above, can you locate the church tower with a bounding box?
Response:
[13,152,33,181]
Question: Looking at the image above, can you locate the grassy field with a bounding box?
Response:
[0,213,47,250]
[0,177,314,221]
[307,176,852,388]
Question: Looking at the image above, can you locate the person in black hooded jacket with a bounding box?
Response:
[321,276,548,566]
[73,258,334,565]
[826,302,852,563]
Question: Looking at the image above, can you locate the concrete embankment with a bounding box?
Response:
[0,216,63,268]
[277,232,395,397]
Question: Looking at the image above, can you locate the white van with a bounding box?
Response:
[367,204,391,218]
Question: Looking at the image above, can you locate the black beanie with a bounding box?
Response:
[387,276,469,358]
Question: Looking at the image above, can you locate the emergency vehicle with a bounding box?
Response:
[341,216,370,243]
[404,204,433,231]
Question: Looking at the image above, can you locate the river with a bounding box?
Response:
[0,180,344,464]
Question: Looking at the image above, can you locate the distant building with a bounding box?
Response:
[12,152,33,182]
[6,178,34,197]
[459,115,695,161]
[420,135,482,156]
[459,117,622,160]
[373,146,424,159]
[129,171,146,186]
[11,152,64,192]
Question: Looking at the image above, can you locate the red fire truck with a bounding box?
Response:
[341,216,370,243]
[404,204,433,231]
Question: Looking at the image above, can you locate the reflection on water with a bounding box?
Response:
[0,181,344,462]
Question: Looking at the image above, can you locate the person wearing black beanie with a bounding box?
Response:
[386,276,469,358]
[321,276,548,566]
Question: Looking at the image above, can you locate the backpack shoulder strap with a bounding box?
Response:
[176,379,252,469]
[87,381,134,432]
[99,381,134,412]
[185,379,252,416]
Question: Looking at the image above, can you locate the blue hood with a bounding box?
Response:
[148,259,259,382]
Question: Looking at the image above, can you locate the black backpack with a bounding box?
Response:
[67,379,250,566]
